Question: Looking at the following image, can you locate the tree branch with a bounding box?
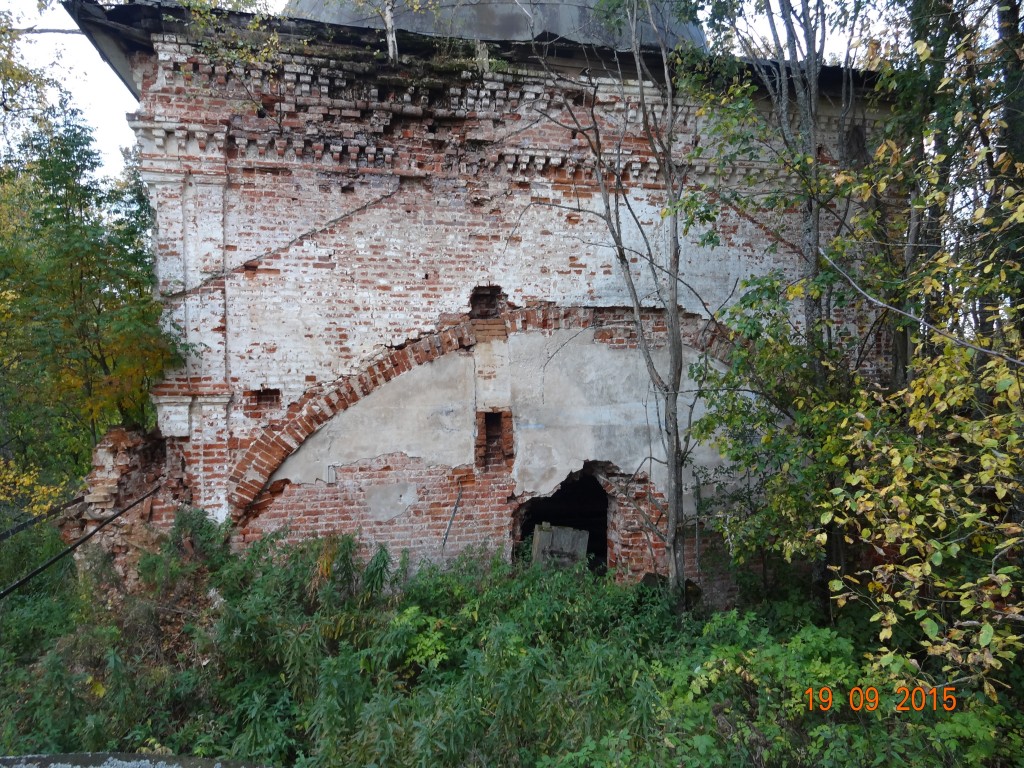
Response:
[819,248,1024,368]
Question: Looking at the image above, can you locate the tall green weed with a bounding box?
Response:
[2,508,1021,766]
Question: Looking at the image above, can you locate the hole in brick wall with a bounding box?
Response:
[517,473,608,571]
[476,409,513,468]
[469,285,504,319]
[254,388,281,408]
[484,412,502,462]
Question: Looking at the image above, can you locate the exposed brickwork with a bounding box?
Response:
[238,454,683,587]
[475,409,514,469]
[227,305,697,518]
[235,454,517,564]
[61,429,184,587]
[227,319,478,516]
[71,3,848,591]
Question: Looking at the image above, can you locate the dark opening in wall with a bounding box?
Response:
[484,411,502,456]
[476,409,513,468]
[254,388,281,408]
[469,285,504,319]
[518,473,608,570]
[243,387,283,418]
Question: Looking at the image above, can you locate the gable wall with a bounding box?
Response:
[94,23,816,585]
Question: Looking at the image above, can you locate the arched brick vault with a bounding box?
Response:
[227,304,724,524]
[226,318,475,519]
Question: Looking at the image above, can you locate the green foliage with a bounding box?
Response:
[0,4,52,142]
[0,512,77,660]
[654,612,1022,767]
[679,0,1024,699]
[0,107,178,481]
[691,272,856,563]
[138,507,233,592]
[178,0,281,69]
[694,269,1023,690]
[823,334,1023,693]
[3,509,1023,765]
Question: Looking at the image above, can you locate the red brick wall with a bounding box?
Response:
[235,454,516,562]
[95,15,824,590]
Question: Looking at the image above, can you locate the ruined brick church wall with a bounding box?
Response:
[69,4,837,589]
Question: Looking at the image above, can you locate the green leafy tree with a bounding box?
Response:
[690,0,1024,693]
[0,108,177,481]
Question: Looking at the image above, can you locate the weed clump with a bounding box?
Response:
[1,508,1022,766]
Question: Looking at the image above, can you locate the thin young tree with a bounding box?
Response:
[524,0,724,590]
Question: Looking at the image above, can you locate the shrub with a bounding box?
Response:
[2,507,1022,766]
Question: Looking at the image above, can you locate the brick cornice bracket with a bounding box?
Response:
[151,394,192,438]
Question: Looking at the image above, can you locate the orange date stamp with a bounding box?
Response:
[805,686,958,712]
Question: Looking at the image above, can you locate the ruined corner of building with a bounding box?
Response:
[57,0,873,604]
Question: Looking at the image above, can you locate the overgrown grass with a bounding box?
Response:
[1,508,1022,766]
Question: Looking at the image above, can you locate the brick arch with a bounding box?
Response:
[227,320,474,518]
[226,304,718,520]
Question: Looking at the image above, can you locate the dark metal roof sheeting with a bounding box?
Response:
[283,0,706,51]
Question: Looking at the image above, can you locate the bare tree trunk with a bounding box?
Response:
[630,1,687,588]
[997,0,1024,303]
[383,0,398,64]
[525,0,708,589]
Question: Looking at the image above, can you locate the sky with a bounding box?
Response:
[11,0,139,176]
[10,0,288,178]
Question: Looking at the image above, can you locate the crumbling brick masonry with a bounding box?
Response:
[64,0,847,590]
